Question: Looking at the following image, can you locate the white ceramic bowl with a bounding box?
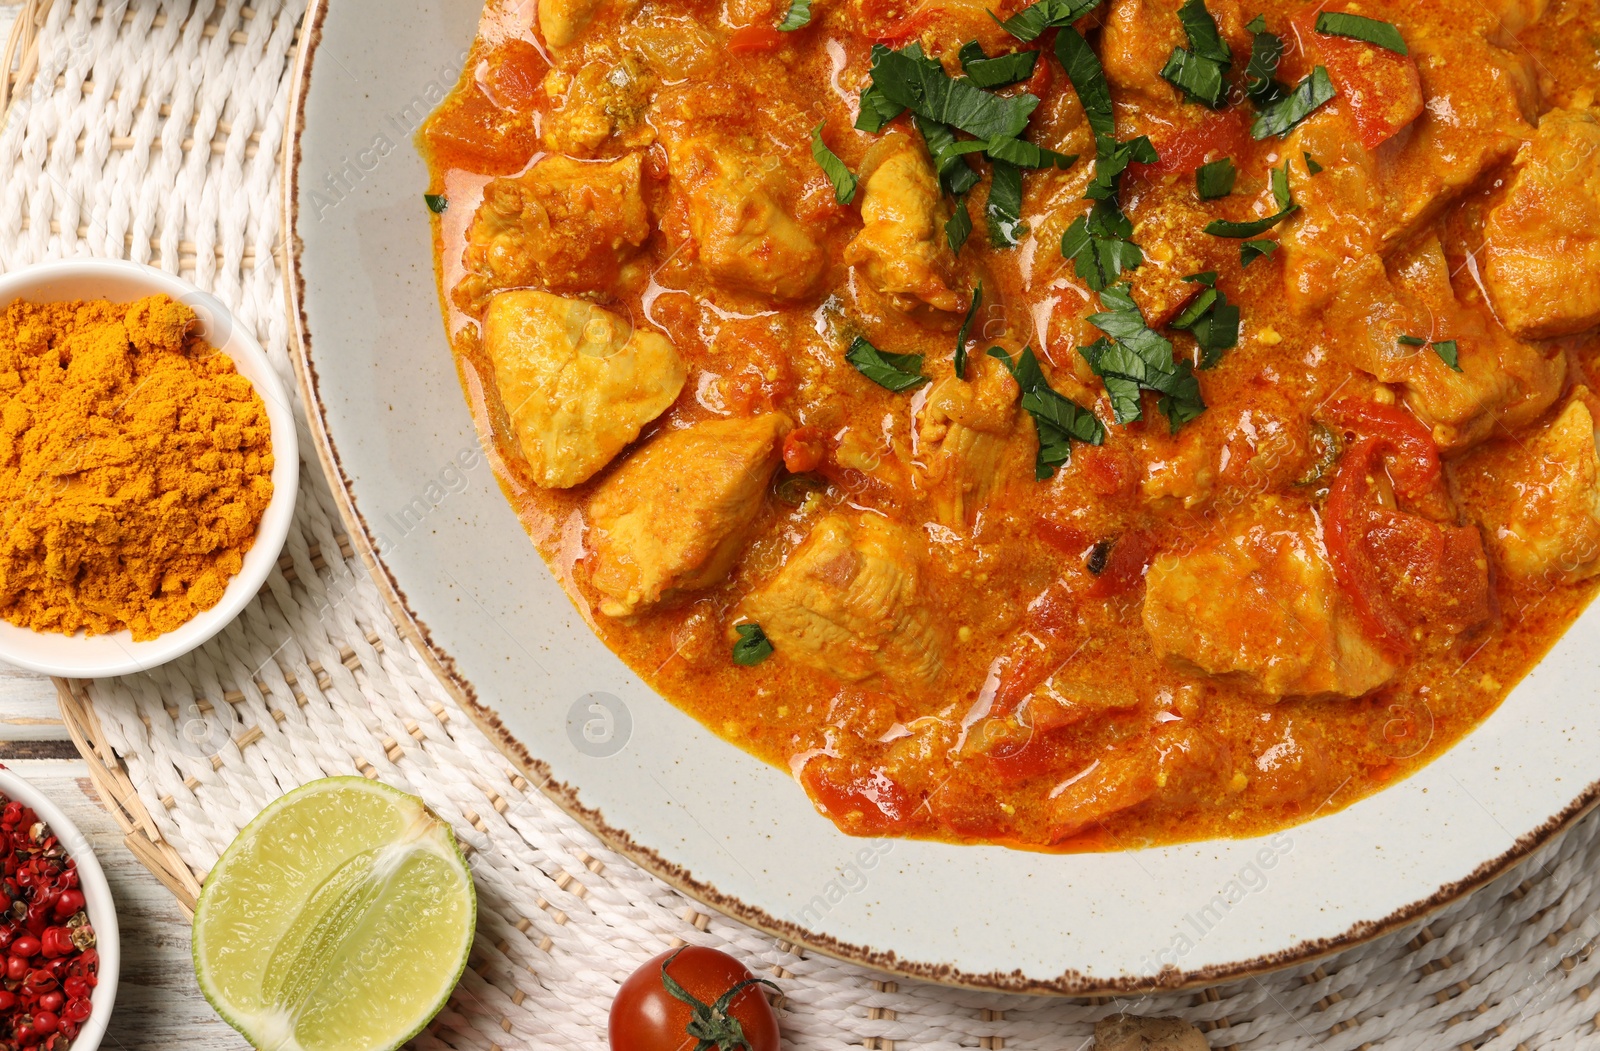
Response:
[0,259,298,678]
[0,767,120,1050]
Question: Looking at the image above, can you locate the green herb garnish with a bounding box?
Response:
[846,336,929,391]
[986,137,1077,170]
[987,345,1106,478]
[1315,11,1407,55]
[1056,28,1114,142]
[1432,340,1462,371]
[424,194,448,213]
[956,283,982,378]
[994,0,1104,42]
[947,197,974,252]
[1244,14,1288,104]
[810,122,857,205]
[1304,152,1323,174]
[916,116,984,196]
[1170,274,1239,367]
[1081,283,1207,431]
[986,159,1027,246]
[1240,238,1278,267]
[777,0,812,29]
[1160,0,1232,107]
[959,40,1039,88]
[1196,157,1237,199]
[1061,199,1145,291]
[866,42,1039,142]
[1205,160,1297,237]
[1085,135,1158,201]
[1397,334,1428,346]
[1251,66,1335,140]
[732,623,774,665]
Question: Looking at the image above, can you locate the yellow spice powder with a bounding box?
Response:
[0,294,275,640]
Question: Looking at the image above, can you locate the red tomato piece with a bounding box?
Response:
[782,427,828,474]
[1085,530,1154,599]
[1293,4,1423,149]
[609,946,780,1051]
[801,760,917,835]
[1130,105,1251,178]
[728,24,785,52]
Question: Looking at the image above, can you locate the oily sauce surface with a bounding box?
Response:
[421,0,1600,850]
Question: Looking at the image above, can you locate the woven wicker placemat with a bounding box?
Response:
[13,0,1600,1047]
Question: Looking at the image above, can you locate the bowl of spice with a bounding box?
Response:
[0,765,119,1050]
[0,259,298,677]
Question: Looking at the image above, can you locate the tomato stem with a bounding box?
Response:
[658,948,780,1051]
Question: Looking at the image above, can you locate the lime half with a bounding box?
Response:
[193,777,476,1051]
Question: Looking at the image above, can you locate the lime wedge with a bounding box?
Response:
[193,777,476,1051]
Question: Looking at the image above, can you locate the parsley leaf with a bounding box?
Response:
[986,159,1027,246]
[1160,0,1232,107]
[1304,151,1323,174]
[1433,340,1462,371]
[846,336,929,391]
[1251,66,1336,139]
[995,0,1104,43]
[959,40,1040,88]
[1315,11,1408,55]
[1056,28,1114,143]
[855,83,905,133]
[424,194,448,213]
[1081,283,1207,431]
[732,623,775,666]
[947,196,974,252]
[1240,238,1278,267]
[1170,276,1239,367]
[1397,334,1428,346]
[915,115,984,196]
[947,197,974,253]
[986,137,1077,169]
[1085,134,1158,201]
[1244,14,1288,104]
[777,0,812,30]
[1196,157,1237,199]
[987,345,1106,478]
[868,43,1039,142]
[956,283,982,378]
[1061,199,1145,291]
[810,122,857,205]
[1205,160,1297,237]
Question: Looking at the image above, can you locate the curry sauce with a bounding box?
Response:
[422,0,1600,850]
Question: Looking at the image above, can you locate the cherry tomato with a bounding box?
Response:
[610,946,780,1051]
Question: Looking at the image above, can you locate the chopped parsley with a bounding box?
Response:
[1397,334,1428,346]
[1315,11,1408,55]
[986,137,1077,170]
[1433,340,1462,371]
[1196,157,1237,199]
[1244,14,1288,105]
[1304,151,1323,175]
[956,283,983,378]
[947,197,974,252]
[994,0,1104,43]
[732,623,775,666]
[1056,28,1114,142]
[1169,274,1239,368]
[866,42,1038,142]
[1080,283,1206,431]
[1085,134,1159,201]
[1251,66,1336,139]
[987,345,1106,478]
[986,159,1027,246]
[916,116,984,196]
[846,337,929,391]
[959,40,1039,88]
[810,122,857,205]
[1160,0,1233,108]
[777,0,811,29]
[1061,200,1145,291]
[1204,160,1297,237]
[423,194,448,213]
[1240,238,1278,267]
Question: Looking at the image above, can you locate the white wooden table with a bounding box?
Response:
[1,665,249,1048]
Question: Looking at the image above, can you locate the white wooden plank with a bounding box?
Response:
[0,666,65,741]
[6,759,249,1049]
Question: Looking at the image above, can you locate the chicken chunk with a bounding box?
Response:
[1142,498,1398,699]
[1483,108,1600,339]
[482,291,686,489]
[539,0,606,48]
[1470,392,1600,583]
[1482,0,1550,35]
[843,131,964,314]
[915,350,1020,529]
[740,514,943,688]
[666,134,825,300]
[540,58,654,157]
[589,414,790,617]
[454,153,650,315]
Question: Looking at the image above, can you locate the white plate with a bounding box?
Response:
[284,0,1600,992]
[0,260,298,678]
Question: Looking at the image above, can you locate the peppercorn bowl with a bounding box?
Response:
[0,259,299,678]
[0,767,119,1051]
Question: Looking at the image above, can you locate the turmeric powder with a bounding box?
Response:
[0,294,275,641]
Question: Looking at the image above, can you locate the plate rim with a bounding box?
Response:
[280,0,1600,994]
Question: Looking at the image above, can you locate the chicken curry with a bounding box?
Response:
[422,0,1600,850]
